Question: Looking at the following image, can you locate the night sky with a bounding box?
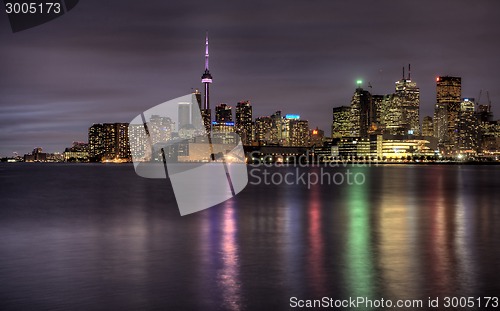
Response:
[1,0,500,156]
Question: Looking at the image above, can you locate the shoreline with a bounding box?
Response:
[2,160,500,166]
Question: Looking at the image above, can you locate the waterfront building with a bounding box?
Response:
[331,106,351,138]
[215,103,233,123]
[270,111,283,144]
[457,98,479,154]
[380,93,404,135]
[88,124,105,160]
[422,116,434,137]
[88,123,131,161]
[434,76,462,153]
[235,101,253,145]
[350,84,372,138]
[63,141,89,162]
[288,118,310,147]
[309,127,324,147]
[254,116,273,144]
[395,67,420,135]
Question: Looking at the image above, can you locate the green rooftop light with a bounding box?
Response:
[356,80,363,85]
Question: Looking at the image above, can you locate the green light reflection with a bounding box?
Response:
[345,170,374,303]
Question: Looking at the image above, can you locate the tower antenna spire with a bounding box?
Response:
[205,32,209,71]
[408,63,411,80]
[402,66,405,80]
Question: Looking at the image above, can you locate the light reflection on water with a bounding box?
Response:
[306,184,326,297]
[454,168,477,296]
[1,164,500,310]
[345,169,374,301]
[219,202,241,311]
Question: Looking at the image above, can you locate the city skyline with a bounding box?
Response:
[1,0,500,156]
[7,68,498,158]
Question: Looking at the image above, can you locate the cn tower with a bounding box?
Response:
[201,33,212,133]
[201,33,212,110]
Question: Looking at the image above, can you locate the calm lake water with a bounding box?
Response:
[1,163,499,310]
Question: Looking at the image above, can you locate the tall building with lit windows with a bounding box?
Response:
[380,93,404,135]
[128,115,174,162]
[434,76,461,153]
[377,66,420,136]
[129,123,149,161]
[289,119,310,147]
[88,123,105,159]
[213,103,235,143]
[254,116,273,144]
[89,123,131,161]
[395,65,420,135]
[310,127,324,146]
[215,103,233,123]
[103,123,130,160]
[475,103,496,153]
[331,106,351,138]
[270,110,283,144]
[457,98,478,153]
[212,103,234,134]
[350,84,372,138]
[235,101,253,145]
[422,116,434,137]
[282,114,309,147]
[148,115,173,144]
[371,94,384,129]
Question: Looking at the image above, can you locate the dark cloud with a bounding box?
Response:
[1,0,500,155]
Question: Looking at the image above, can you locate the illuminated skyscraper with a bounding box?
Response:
[380,93,404,135]
[88,123,105,160]
[212,103,234,135]
[212,105,235,143]
[215,103,233,123]
[129,123,149,161]
[377,66,420,136]
[371,94,384,128]
[212,122,235,133]
[148,115,173,145]
[270,111,283,144]
[282,114,309,147]
[457,98,478,153]
[476,103,494,123]
[235,101,253,145]
[290,120,309,147]
[201,33,213,133]
[476,100,496,152]
[130,115,173,161]
[281,114,292,144]
[89,123,131,161]
[310,127,324,146]
[350,83,373,138]
[422,116,434,137]
[331,106,351,138]
[395,65,420,135]
[254,116,273,144]
[434,76,461,153]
